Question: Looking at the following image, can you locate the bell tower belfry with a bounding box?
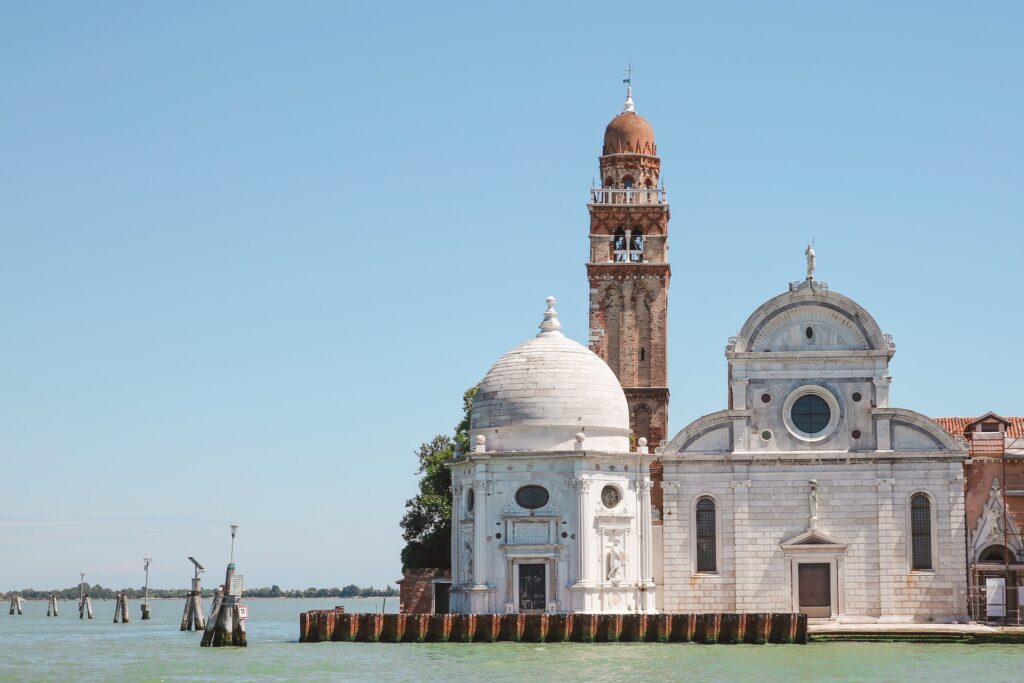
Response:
[587,86,670,474]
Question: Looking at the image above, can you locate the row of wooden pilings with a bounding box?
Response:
[299,611,807,645]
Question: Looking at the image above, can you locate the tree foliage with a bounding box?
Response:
[400,386,477,569]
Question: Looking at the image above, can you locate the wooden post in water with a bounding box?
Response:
[46,595,58,617]
[113,593,130,623]
[9,595,25,615]
[78,572,93,620]
[181,556,207,631]
[200,562,247,647]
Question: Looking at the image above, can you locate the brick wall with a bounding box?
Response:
[397,568,450,614]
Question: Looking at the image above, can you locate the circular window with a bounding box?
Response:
[466,487,475,512]
[761,430,773,441]
[782,386,840,442]
[601,485,622,509]
[791,394,831,434]
[852,391,862,402]
[760,393,772,404]
[515,485,549,510]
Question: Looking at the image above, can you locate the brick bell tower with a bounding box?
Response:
[587,85,670,507]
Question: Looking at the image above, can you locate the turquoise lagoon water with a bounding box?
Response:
[1,598,1023,682]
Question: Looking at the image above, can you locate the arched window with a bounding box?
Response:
[696,497,717,572]
[622,175,634,189]
[910,494,933,570]
[629,229,644,262]
[613,227,628,262]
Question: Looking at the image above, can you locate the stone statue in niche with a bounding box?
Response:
[809,479,820,529]
[606,537,625,583]
[462,539,473,584]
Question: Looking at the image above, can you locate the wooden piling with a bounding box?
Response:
[450,614,476,643]
[427,614,453,642]
[746,613,771,644]
[79,594,94,620]
[333,613,360,642]
[180,577,206,631]
[696,613,721,643]
[200,563,247,647]
[572,613,598,642]
[476,614,501,642]
[46,595,58,617]
[358,614,384,643]
[298,610,807,645]
[523,614,548,642]
[9,595,24,615]
[500,613,525,642]
[546,614,573,642]
[652,614,672,642]
[381,613,406,643]
[403,614,430,642]
[113,593,130,623]
[597,614,622,642]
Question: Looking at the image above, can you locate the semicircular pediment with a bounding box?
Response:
[732,287,889,354]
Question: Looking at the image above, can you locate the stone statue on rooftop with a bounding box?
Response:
[806,243,816,281]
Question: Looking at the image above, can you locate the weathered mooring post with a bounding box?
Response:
[8,594,24,615]
[113,593,130,623]
[141,553,152,620]
[200,524,247,647]
[78,572,93,620]
[181,556,207,631]
[46,595,58,616]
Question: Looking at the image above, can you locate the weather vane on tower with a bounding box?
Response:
[622,62,636,113]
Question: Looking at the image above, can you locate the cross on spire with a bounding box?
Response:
[622,63,636,113]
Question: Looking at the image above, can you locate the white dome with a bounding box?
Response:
[470,297,631,453]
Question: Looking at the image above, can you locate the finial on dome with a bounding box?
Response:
[537,296,564,337]
[622,63,636,113]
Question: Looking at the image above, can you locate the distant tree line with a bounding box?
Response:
[4,583,397,600]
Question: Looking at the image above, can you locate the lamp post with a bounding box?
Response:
[141,554,152,620]
[230,524,239,564]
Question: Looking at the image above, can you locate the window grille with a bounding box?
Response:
[696,497,717,572]
[911,494,932,570]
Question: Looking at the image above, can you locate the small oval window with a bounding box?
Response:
[601,485,621,509]
[515,485,549,510]
[466,487,475,512]
[805,327,814,339]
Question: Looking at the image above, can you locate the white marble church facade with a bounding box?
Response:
[659,275,969,622]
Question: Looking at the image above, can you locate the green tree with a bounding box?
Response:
[400,386,477,569]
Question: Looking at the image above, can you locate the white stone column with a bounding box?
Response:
[472,480,491,586]
[875,477,897,620]
[637,478,656,612]
[571,478,594,585]
[873,376,892,408]
[730,379,749,410]
[730,480,752,611]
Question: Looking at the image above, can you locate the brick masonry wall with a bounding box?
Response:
[398,568,450,614]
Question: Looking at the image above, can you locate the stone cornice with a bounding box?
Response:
[726,350,891,364]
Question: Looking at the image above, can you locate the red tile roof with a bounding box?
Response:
[934,416,1024,439]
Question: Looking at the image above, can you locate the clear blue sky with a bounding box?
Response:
[2,1,1021,590]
